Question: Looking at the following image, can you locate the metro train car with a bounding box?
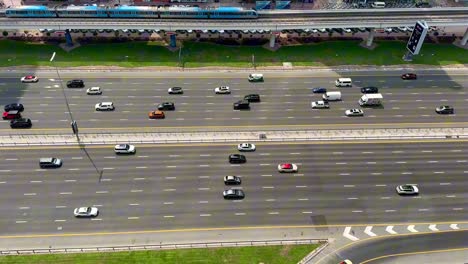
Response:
[158,6,209,19]
[5,5,57,18]
[107,5,159,18]
[56,5,108,18]
[208,7,258,19]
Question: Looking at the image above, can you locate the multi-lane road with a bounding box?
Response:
[0,141,466,235]
[0,70,467,134]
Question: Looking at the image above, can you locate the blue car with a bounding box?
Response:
[313,87,327,93]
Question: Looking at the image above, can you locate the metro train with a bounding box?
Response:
[5,5,259,19]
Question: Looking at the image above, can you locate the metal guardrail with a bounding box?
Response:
[0,238,328,255]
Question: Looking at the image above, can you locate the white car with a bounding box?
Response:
[215,86,230,94]
[73,206,99,217]
[278,163,298,173]
[20,75,39,83]
[237,143,256,152]
[311,101,330,109]
[114,144,136,154]
[345,109,364,116]
[86,87,102,95]
[95,102,114,111]
[396,184,419,195]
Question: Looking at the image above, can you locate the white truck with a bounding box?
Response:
[359,93,383,106]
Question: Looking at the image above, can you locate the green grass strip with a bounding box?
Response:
[0,244,320,264]
[0,39,466,68]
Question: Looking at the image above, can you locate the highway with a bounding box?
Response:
[0,141,466,235]
[0,71,467,134]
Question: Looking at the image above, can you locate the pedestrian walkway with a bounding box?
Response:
[0,127,466,147]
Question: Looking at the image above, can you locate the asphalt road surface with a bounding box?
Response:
[0,141,466,235]
[327,230,468,264]
[0,70,467,134]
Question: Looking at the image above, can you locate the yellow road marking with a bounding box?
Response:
[0,222,466,239]
[314,229,468,264]
[360,247,468,263]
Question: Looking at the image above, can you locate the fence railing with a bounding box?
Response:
[0,238,329,255]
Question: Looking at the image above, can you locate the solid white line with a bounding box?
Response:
[386,226,397,234]
[433,171,445,174]
[91,218,102,221]
[199,165,210,167]
[427,161,438,163]
[401,172,413,175]
[371,173,382,175]
[302,211,313,214]
[408,225,418,233]
[343,226,359,241]
[456,160,467,163]
[165,177,177,179]
[336,162,347,165]
[396,161,406,164]
[167,165,177,168]
[340,173,350,176]
[428,224,439,231]
[364,226,377,237]
[102,168,114,170]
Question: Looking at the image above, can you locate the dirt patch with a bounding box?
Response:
[279,245,292,257]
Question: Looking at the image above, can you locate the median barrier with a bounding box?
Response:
[0,238,328,255]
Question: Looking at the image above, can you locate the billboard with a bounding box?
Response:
[406,21,428,55]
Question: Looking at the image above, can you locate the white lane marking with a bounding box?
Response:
[362,152,374,154]
[101,179,111,182]
[199,154,211,157]
[5,158,18,161]
[30,180,42,183]
[298,198,309,201]
[268,212,279,215]
[128,217,140,220]
[343,227,359,241]
[421,150,433,153]
[129,203,140,206]
[367,162,376,164]
[392,151,404,153]
[375,184,387,187]
[386,226,397,234]
[453,208,463,211]
[68,168,80,171]
[198,176,210,179]
[24,193,36,196]
[364,226,377,237]
[19,207,30,210]
[235,213,246,216]
[130,190,143,193]
[91,218,102,221]
[340,173,350,176]
[450,150,462,152]
[333,152,343,155]
[266,199,276,202]
[0,170,12,172]
[433,171,445,174]
[164,189,176,192]
[199,165,210,167]
[439,182,451,185]
[16,221,27,224]
[165,177,176,179]
[259,164,271,166]
[352,210,363,213]
[262,186,274,189]
[0,181,5,184]
[71,157,83,160]
[371,173,382,175]
[96,191,108,194]
[199,201,209,204]
[294,174,304,177]
[381,197,391,199]
[169,155,180,157]
[395,161,406,164]
[456,160,467,163]
[259,153,270,156]
[198,188,210,191]
[385,210,396,212]
[261,175,272,177]
[135,166,147,169]
[55,206,67,208]
[290,153,301,155]
[401,172,413,175]
[302,212,313,214]
[166,165,177,168]
[137,156,149,158]
[296,186,307,188]
[163,202,174,205]
[408,225,418,233]
[102,168,114,170]
[427,161,438,163]
[336,162,347,165]
[446,195,456,198]
[104,156,116,159]
[59,192,72,195]
[450,224,459,230]
[200,214,211,217]
[428,224,439,231]
[344,185,355,188]
[164,215,175,218]
[347,197,359,200]
[134,178,145,181]
[418,209,429,212]
[54,220,67,222]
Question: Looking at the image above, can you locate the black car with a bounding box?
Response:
[233,100,250,110]
[415,2,431,7]
[157,102,175,110]
[244,94,261,102]
[229,154,246,164]
[361,86,379,94]
[4,103,24,112]
[401,73,417,80]
[312,87,327,94]
[435,105,454,114]
[66,79,85,88]
[10,118,32,128]
[223,189,245,200]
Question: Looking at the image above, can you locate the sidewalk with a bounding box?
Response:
[1,127,467,146]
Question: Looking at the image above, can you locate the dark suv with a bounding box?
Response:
[361,86,379,94]
[233,100,250,110]
[157,102,175,110]
[229,154,246,164]
[4,103,24,112]
[244,94,261,102]
[10,118,32,128]
[66,79,85,88]
[435,105,454,114]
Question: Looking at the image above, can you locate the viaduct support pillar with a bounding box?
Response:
[170,34,177,48]
[65,29,73,46]
[269,33,276,48]
[366,29,375,47]
[461,27,468,46]
[453,27,468,50]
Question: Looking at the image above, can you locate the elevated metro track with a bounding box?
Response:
[0,16,467,31]
[0,7,467,30]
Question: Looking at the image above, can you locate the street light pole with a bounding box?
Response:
[178,46,183,69]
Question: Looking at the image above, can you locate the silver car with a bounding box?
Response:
[74,206,99,217]
[345,109,364,117]
[237,143,256,152]
[396,184,419,195]
[114,144,136,154]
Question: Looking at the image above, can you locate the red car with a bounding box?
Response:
[2,110,22,120]
[401,73,417,80]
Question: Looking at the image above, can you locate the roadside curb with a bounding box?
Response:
[298,241,330,264]
[1,64,466,72]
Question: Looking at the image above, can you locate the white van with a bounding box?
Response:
[322,91,342,101]
[335,78,352,87]
[248,73,264,82]
[371,1,386,8]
